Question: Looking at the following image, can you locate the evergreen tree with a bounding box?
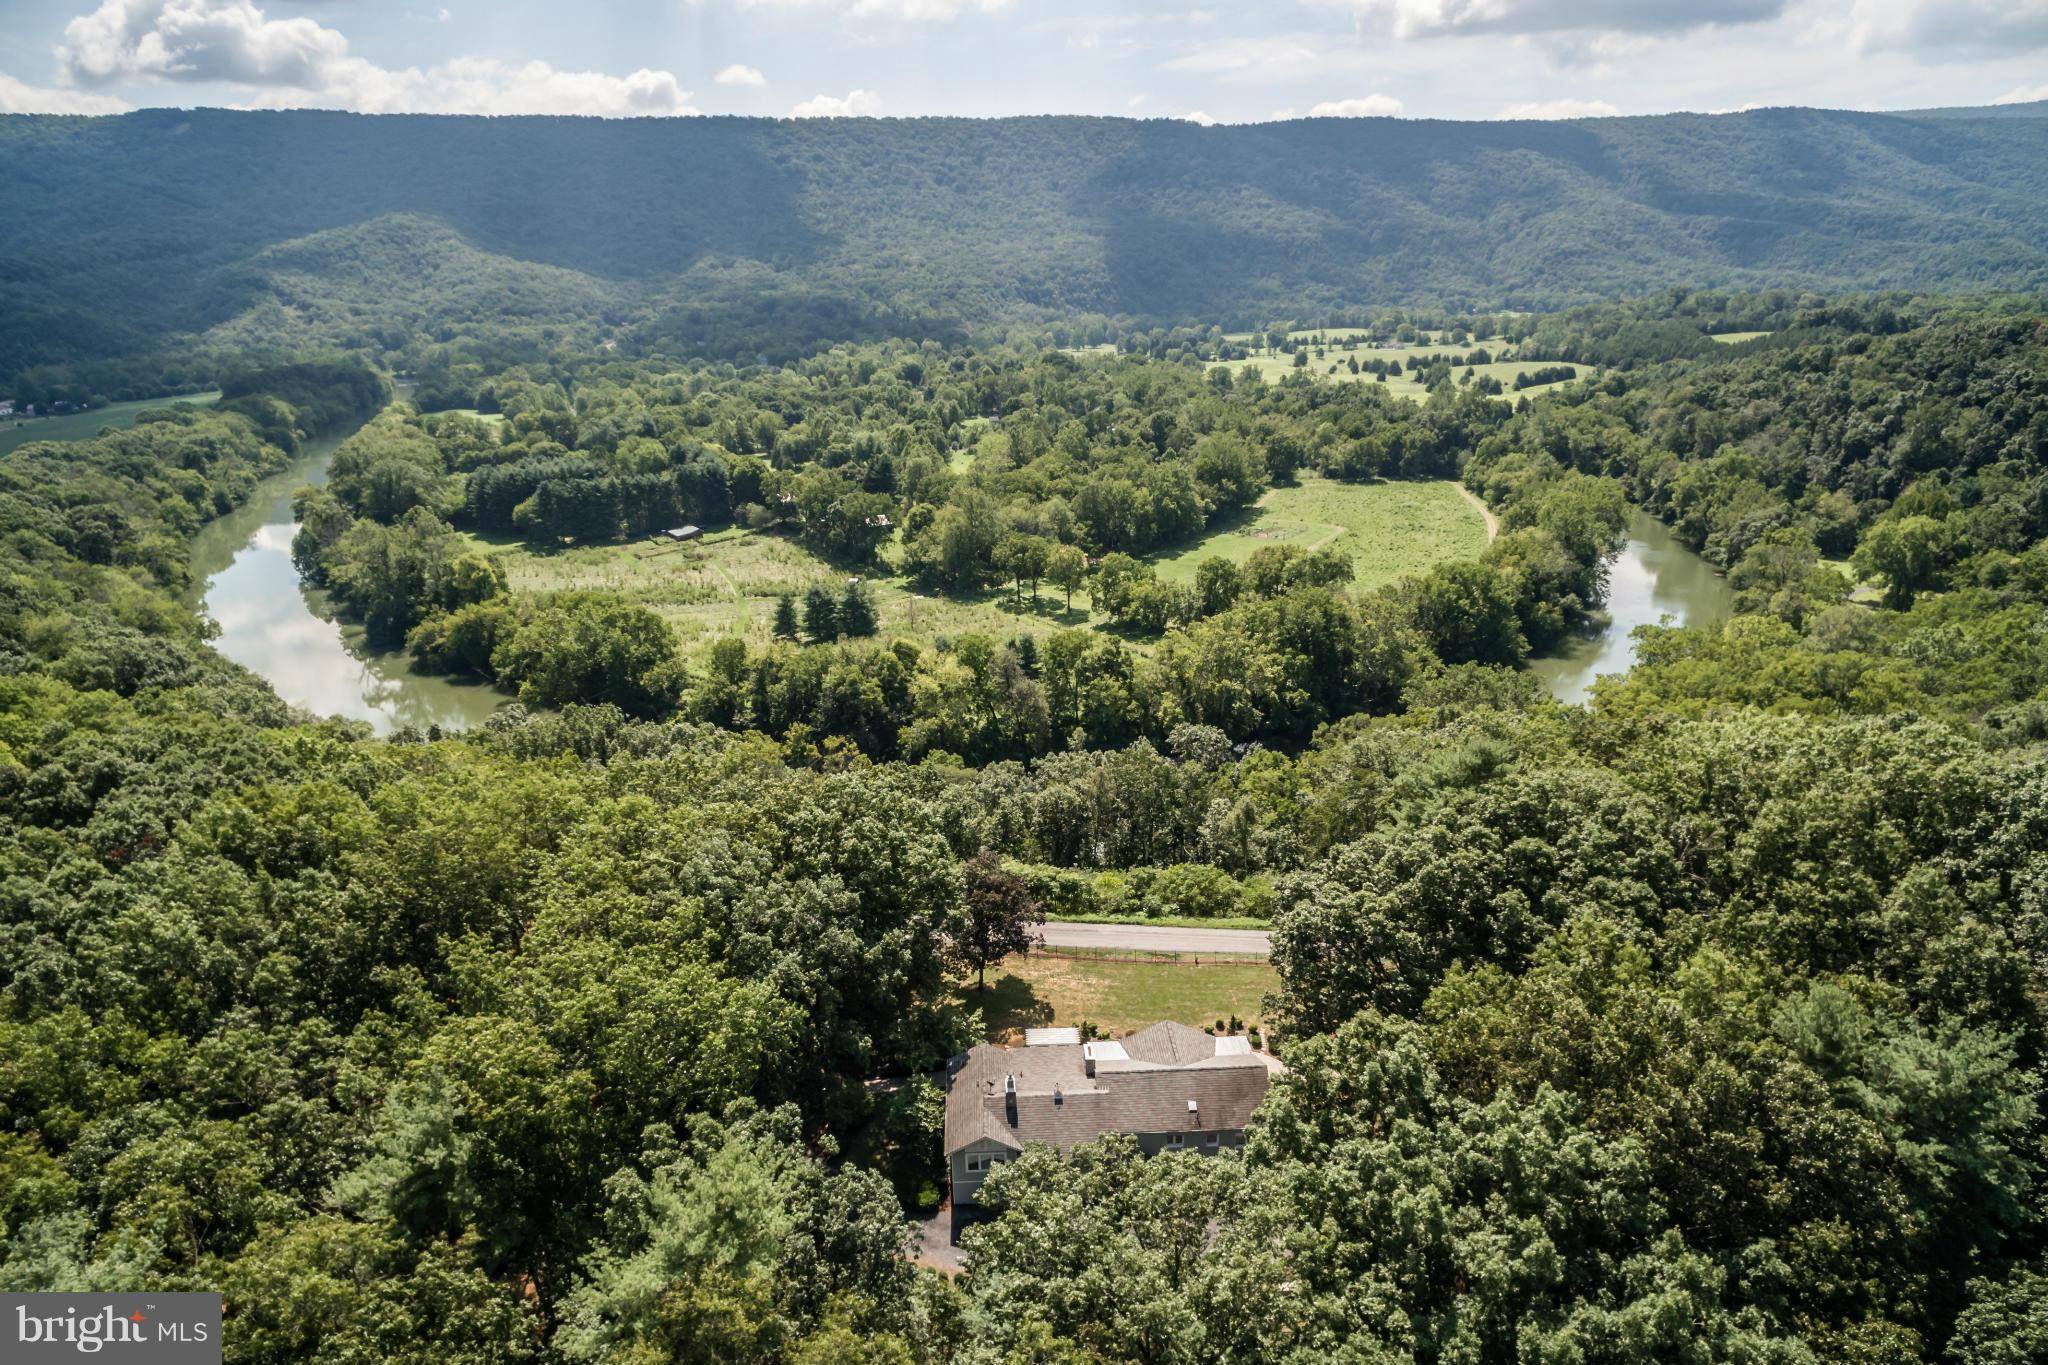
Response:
[838,580,878,637]
[1010,634,1040,677]
[772,593,800,640]
[802,583,840,643]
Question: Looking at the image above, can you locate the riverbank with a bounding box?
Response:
[187,406,509,736]
[1528,509,1732,703]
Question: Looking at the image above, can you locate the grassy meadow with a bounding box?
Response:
[467,522,1119,658]
[0,391,221,456]
[469,471,1489,662]
[1212,334,1591,402]
[1222,326,1440,347]
[1150,474,1489,590]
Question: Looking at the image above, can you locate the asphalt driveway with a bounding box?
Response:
[1033,920,1272,956]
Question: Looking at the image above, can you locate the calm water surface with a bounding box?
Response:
[1529,510,1733,704]
[187,421,506,735]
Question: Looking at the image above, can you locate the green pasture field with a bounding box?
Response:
[1213,336,1587,402]
[0,391,221,456]
[1148,474,1489,590]
[471,474,1488,661]
[468,523,1122,659]
[1222,326,1447,346]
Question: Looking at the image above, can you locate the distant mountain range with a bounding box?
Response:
[2,103,2045,380]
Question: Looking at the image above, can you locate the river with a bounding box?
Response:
[186,421,1723,726]
[186,419,507,736]
[1528,510,1733,704]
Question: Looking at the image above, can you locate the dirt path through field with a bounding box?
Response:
[1456,484,1500,541]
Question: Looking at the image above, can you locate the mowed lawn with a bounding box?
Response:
[1150,475,1489,591]
[961,950,1279,1041]
[0,390,221,456]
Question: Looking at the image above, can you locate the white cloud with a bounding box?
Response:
[1994,82,2048,104]
[1309,93,1405,116]
[1537,30,1658,69]
[788,88,882,117]
[1496,97,1621,118]
[323,59,696,116]
[1849,1,2048,60]
[1162,35,1377,84]
[1333,0,1786,39]
[1127,94,1148,107]
[241,56,698,116]
[61,0,349,88]
[738,0,1011,19]
[1179,110,1218,125]
[55,0,697,115]
[714,63,767,86]
[0,72,131,114]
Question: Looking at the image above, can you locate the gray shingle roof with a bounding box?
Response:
[943,1026,1275,1156]
[1120,1020,1221,1066]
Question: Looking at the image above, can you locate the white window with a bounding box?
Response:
[964,1153,990,1174]
[1165,1133,1184,1150]
[1203,1131,1220,1148]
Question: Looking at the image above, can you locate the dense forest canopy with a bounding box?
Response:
[1,288,2046,1360]
[2,89,2048,1357]
[3,104,2048,395]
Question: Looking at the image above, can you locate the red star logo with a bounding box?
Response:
[128,1311,147,1323]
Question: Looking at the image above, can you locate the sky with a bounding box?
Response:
[0,0,2043,123]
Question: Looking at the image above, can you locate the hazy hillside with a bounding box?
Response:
[2,105,2045,380]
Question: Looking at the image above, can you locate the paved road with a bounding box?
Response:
[1034,920,1272,956]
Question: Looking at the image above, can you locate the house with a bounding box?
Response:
[660,525,702,542]
[942,1021,1278,1205]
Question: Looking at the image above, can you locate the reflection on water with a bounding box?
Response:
[1528,510,1733,704]
[187,424,507,736]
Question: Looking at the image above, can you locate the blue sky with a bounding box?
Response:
[1,1,2043,121]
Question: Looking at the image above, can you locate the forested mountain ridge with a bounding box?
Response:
[3,104,2047,388]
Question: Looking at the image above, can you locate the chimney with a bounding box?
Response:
[1004,1074,1017,1125]
[1053,1085,1063,1107]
